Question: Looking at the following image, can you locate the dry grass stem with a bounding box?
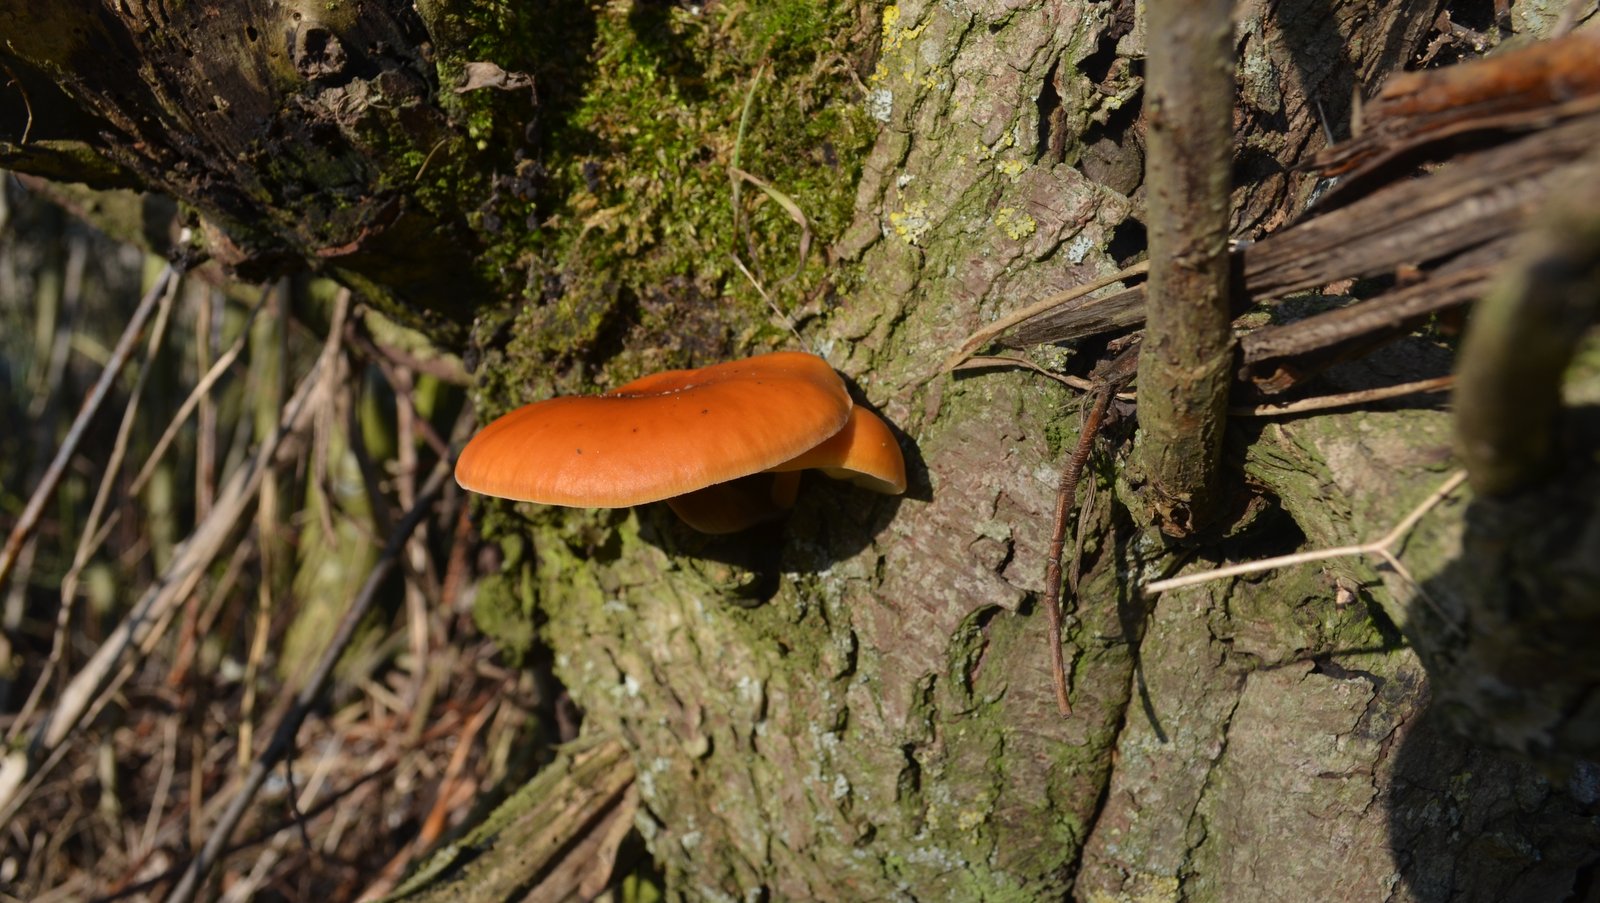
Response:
[10,273,181,739]
[1230,376,1453,417]
[943,261,1151,372]
[129,287,269,498]
[1142,470,1469,618]
[0,304,337,821]
[164,456,456,903]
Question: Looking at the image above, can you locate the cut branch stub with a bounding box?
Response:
[1133,0,1237,535]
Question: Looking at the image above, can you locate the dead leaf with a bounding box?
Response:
[455,61,535,94]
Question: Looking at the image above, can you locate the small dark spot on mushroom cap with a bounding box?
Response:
[575,448,583,454]
[701,408,709,414]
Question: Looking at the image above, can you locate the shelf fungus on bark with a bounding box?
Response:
[456,351,907,533]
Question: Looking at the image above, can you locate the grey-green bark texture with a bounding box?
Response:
[4,1,1597,900]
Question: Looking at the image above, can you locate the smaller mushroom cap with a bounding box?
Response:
[664,472,801,535]
[771,405,907,495]
[455,352,852,507]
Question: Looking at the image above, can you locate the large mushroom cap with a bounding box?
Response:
[455,352,852,507]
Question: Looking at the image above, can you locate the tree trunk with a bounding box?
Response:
[5,1,1597,899]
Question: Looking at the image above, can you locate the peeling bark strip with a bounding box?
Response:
[1003,101,1600,351]
[1135,0,1236,534]
[1235,258,1503,394]
[1313,29,1600,185]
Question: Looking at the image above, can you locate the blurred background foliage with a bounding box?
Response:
[0,176,582,901]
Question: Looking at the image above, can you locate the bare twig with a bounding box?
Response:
[956,355,1096,392]
[1069,466,1098,600]
[1,60,34,145]
[1043,388,1114,716]
[1230,376,1454,417]
[954,354,1140,399]
[359,341,453,463]
[1040,347,1138,716]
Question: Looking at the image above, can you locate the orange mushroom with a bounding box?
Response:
[456,352,906,532]
[665,406,907,533]
[771,404,907,495]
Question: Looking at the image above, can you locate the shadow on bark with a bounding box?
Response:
[1387,707,1600,901]
[1387,407,1600,899]
[635,470,910,596]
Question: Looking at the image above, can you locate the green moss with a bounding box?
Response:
[461,0,875,423]
[470,532,540,663]
[462,0,881,646]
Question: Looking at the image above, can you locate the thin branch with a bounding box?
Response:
[955,354,1139,398]
[1043,388,1114,716]
[1229,375,1453,417]
[956,355,1096,392]
[1,60,34,145]
[1040,346,1138,716]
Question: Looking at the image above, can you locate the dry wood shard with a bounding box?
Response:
[967,33,1600,385]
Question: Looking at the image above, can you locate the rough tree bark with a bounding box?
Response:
[4,1,1597,900]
